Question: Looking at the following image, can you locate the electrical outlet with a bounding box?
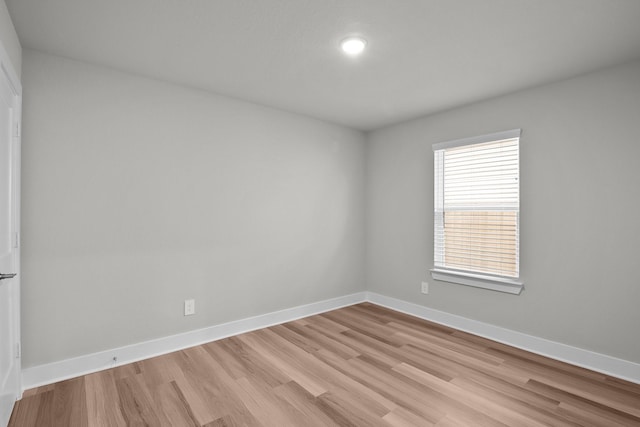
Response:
[421,282,429,294]
[184,299,195,316]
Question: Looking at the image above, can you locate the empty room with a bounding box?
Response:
[1,1,640,426]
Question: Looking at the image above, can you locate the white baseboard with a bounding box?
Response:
[22,290,640,391]
[21,292,367,390]
[366,292,640,384]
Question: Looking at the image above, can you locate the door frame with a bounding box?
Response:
[0,39,22,412]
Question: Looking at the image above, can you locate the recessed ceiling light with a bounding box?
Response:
[340,37,367,56]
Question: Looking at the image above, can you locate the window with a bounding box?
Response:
[431,129,523,294]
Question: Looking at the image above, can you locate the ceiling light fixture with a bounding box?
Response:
[340,36,367,56]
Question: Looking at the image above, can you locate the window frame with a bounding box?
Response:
[430,129,524,295]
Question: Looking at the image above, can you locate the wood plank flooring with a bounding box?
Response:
[9,303,640,426]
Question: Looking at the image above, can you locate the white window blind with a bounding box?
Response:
[434,129,520,279]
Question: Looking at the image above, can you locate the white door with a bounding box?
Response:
[0,61,21,427]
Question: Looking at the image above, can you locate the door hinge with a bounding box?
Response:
[14,232,19,249]
[16,342,21,359]
[13,120,20,138]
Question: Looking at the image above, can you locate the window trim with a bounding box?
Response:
[432,128,521,151]
[430,268,523,295]
[431,129,524,295]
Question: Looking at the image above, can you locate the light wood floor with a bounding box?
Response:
[9,303,640,426]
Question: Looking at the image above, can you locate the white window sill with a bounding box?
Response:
[430,268,524,295]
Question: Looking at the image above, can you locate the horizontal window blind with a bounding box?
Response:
[434,133,519,278]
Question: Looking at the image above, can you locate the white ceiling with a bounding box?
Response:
[6,0,640,131]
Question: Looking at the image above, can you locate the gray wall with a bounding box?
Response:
[0,0,21,77]
[366,59,640,363]
[19,47,640,369]
[21,50,365,367]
